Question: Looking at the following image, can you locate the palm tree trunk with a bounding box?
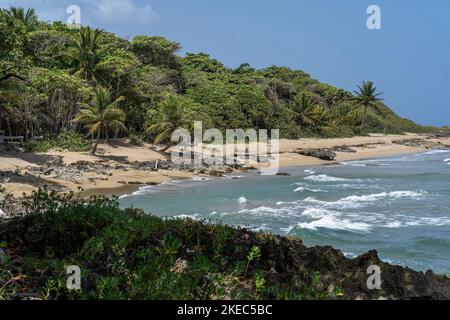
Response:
[105,127,110,145]
[92,128,101,155]
[161,142,174,153]
[6,118,12,137]
[360,105,368,132]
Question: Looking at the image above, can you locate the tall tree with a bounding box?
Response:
[66,27,106,84]
[146,95,190,152]
[291,93,327,128]
[73,87,126,154]
[352,81,383,131]
[8,7,38,31]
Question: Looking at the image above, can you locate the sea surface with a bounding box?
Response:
[119,150,450,274]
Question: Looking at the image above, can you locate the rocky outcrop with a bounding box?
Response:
[230,229,450,300]
[393,138,450,149]
[26,159,238,183]
[295,148,337,161]
[331,145,357,153]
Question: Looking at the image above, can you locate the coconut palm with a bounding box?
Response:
[73,87,126,154]
[8,7,38,31]
[353,81,383,131]
[291,93,327,128]
[66,27,106,83]
[146,95,190,152]
[0,68,23,136]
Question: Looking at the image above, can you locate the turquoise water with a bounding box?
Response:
[120,150,450,274]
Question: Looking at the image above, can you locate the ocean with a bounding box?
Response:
[119,150,450,274]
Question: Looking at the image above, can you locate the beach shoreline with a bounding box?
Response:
[1,133,449,199]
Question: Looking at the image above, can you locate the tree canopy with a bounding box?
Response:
[0,7,429,152]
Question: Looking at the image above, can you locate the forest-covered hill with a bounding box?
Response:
[0,7,430,151]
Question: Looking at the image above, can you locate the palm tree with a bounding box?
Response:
[291,93,327,128]
[0,104,14,136]
[146,95,190,152]
[0,68,24,137]
[73,87,126,155]
[352,81,383,131]
[66,27,106,83]
[8,7,38,31]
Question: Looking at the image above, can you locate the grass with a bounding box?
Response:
[0,188,331,300]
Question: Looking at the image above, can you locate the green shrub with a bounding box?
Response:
[23,132,91,153]
[129,132,145,146]
[0,189,330,300]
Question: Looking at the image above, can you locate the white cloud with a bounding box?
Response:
[0,0,159,27]
[93,0,159,24]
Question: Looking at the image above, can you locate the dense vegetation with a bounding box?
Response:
[0,189,331,300]
[0,7,430,154]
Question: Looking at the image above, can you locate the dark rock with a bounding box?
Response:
[231,231,450,300]
[42,167,54,175]
[275,172,291,176]
[332,145,357,153]
[393,138,450,150]
[209,170,224,177]
[295,148,337,161]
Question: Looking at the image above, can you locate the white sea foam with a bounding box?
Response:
[280,225,295,234]
[341,163,367,167]
[304,169,316,175]
[404,217,450,227]
[293,186,323,193]
[131,185,158,196]
[342,251,358,258]
[341,190,427,202]
[238,196,247,204]
[444,158,450,162]
[422,150,450,155]
[303,190,427,210]
[224,175,245,179]
[192,176,212,181]
[385,221,402,228]
[173,213,201,220]
[296,215,371,232]
[304,174,354,182]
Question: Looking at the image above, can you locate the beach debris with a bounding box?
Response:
[295,148,337,161]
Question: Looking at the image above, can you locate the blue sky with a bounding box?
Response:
[2,0,449,126]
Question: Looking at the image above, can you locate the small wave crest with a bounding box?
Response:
[303,190,427,209]
[304,174,354,182]
[131,185,158,196]
[297,208,372,232]
[422,149,450,155]
[293,186,324,193]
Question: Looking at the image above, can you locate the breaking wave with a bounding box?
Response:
[304,174,355,182]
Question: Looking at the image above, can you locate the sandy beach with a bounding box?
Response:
[1,133,449,198]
